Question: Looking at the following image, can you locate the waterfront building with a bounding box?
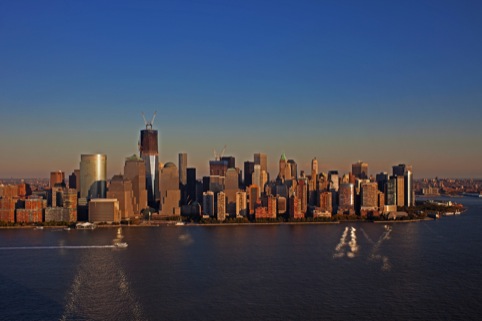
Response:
[289,195,303,219]
[338,183,354,213]
[0,198,16,223]
[88,199,120,223]
[386,177,397,206]
[396,175,405,207]
[202,191,215,216]
[235,191,247,217]
[16,198,44,223]
[352,161,368,179]
[62,188,78,222]
[107,175,135,220]
[124,155,148,214]
[80,154,107,200]
[140,119,159,208]
[361,182,378,209]
[319,191,333,214]
[217,191,226,221]
[267,195,277,218]
[159,162,181,216]
[393,164,414,206]
[45,207,71,222]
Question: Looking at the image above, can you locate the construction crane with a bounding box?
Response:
[213,145,227,161]
[141,111,157,130]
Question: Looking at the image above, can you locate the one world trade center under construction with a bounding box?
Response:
[140,112,159,209]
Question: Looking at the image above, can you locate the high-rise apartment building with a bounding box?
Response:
[202,191,215,216]
[80,154,107,200]
[235,191,247,217]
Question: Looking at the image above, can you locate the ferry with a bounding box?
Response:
[76,222,96,230]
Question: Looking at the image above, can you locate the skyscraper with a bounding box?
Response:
[80,154,107,200]
[392,164,414,207]
[124,155,148,214]
[288,159,298,180]
[352,161,369,179]
[179,153,188,205]
[140,114,159,208]
[254,153,267,173]
[50,171,65,188]
[159,162,181,216]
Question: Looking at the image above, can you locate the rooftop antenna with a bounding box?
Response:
[141,111,157,129]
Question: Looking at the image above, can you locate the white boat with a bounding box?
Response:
[115,242,128,248]
[34,226,44,230]
[64,227,71,231]
[76,222,96,230]
[175,222,185,226]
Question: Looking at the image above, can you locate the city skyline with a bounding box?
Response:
[1,1,481,178]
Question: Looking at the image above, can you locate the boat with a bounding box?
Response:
[34,226,44,230]
[64,227,71,231]
[115,242,128,248]
[175,222,185,226]
[76,222,96,230]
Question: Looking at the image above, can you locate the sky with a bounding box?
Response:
[1,0,481,179]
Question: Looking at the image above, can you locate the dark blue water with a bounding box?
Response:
[1,197,482,320]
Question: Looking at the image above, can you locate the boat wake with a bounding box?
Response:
[0,245,116,250]
[333,226,359,259]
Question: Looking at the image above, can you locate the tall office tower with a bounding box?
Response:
[338,183,354,212]
[376,172,389,193]
[260,170,268,193]
[178,153,187,185]
[68,169,80,191]
[352,161,369,179]
[139,114,159,208]
[361,182,378,209]
[244,161,255,187]
[249,185,260,215]
[124,155,148,214]
[50,171,65,188]
[210,159,228,177]
[107,175,134,220]
[217,191,226,221]
[235,191,247,217]
[386,176,397,206]
[319,191,333,215]
[252,165,261,197]
[80,154,107,200]
[393,164,414,207]
[311,158,318,180]
[179,153,188,205]
[186,168,197,203]
[202,191,215,216]
[328,171,339,192]
[287,159,297,180]
[396,175,405,207]
[277,196,287,215]
[296,178,308,214]
[317,173,329,192]
[278,154,288,180]
[221,156,236,169]
[254,153,267,173]
[225,168,239,216]
[159,162,181,216]
[88,199,120,223]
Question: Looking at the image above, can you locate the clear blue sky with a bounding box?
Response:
[1,0,481,178]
